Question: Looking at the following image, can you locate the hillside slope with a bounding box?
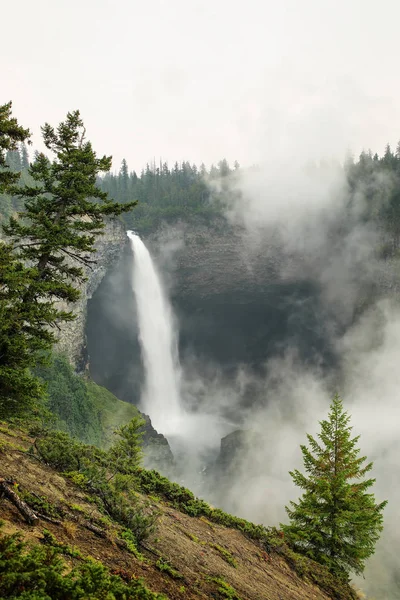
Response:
[0,424,357,600]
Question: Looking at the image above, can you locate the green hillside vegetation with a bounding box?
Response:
[36,354,140,447]
[0,423,358,600]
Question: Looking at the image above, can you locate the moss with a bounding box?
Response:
[209,544,237,568]
[156,558,184,580]
[182,531,201,543]
[66,502,87,515]
[0,426,18,437]
[207,577,241,600]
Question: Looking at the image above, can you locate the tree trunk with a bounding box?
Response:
[0,478,39,525]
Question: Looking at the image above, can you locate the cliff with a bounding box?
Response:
[54,218,127,369]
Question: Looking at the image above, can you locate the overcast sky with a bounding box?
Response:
[3,0,400,171]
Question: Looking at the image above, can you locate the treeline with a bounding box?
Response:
[88,144,400,247]
[1,151,235,232]
[5,140,400,247]
[346,145,400,253]
[98,157,236,231]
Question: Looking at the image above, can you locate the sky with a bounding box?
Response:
[3,0,400,171]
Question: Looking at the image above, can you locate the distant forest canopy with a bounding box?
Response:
[3,143,400,248]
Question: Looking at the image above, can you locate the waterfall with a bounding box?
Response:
[127,231,182,433]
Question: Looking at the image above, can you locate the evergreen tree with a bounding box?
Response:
[119,158,129,203]
[108,415,145,473]
[6,149,22,173]
[21,142,30,169]
[0,243,48,417]
[0,111,136,417]
[4,110,136,305]
[0,102,30,192]
[282,395,387,579]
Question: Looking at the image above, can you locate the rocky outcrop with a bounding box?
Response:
[141,413,175,474]
[55,219,127,369]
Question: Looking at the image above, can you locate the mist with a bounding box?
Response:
[199,160,399,597]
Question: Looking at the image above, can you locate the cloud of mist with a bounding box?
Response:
[202,161,400,597]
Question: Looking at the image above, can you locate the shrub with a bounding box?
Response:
[0,528,167,599]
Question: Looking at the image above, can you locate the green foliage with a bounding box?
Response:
[136,469,213,517]
[34,352,141,447]
[155,559,183,580]
[0,243,49,418]
[0,528,167,599]
[282,395,387,578]
[0,102,30,193]
[1,109,136,420]
[209,544,237,568]
[99,158,232,234]
[108,415,145,473]
[20,491,62,520]
[33,429,106,472]
[41,529,83,558]
[207,577,241,600]
[120,529,145,561]
[35,354,102,444]
[32,427,156,545]
[136,469,269,539]
[136,469,356,599]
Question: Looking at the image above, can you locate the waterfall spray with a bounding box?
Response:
[127,231,182,433]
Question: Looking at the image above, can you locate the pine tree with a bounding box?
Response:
[0,244,48,417]
[0,102,30,192]
[5,148,22,173]
[119,158,129,203]
[4,111,136,308]
[21,143,30,169]
[0,111,137,417]
[281,395,387,579]
[108,415,145,473]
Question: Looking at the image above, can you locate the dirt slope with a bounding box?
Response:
[0,424,355,600]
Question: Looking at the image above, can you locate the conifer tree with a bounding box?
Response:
[282,395,387,579]
[21,143,30,169]
[4,110,136,312]
[0,102,30,192]
[0,111,136,417]
[0,242,54,417]
[119,158,130,204]
[108,415,145,474]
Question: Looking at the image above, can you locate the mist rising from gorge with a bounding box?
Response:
[87,153,400,597]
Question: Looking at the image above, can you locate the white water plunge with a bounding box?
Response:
[127,231,183,434]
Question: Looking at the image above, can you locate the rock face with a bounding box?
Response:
[55,219,127,369]
[141,413,175,474]
[86,223,337,407]
[213,429,258,473]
